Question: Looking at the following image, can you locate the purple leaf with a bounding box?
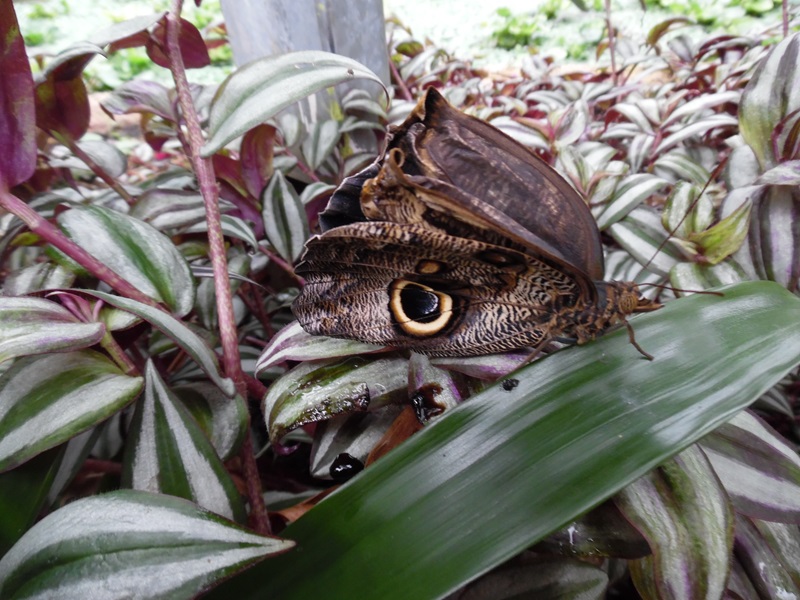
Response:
[34,76,90,141]
[700,410,800,522]
[617,446,733,599]
[757,161,800,186]
[0,1,36,187]
[146,18,210,70]
[241,124,276,198]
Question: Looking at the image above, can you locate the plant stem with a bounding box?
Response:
[164,5,244,398]
[165,2,268,532]
[783,0,789,38]
[99,329,139,376]
[0,185,161,308]
[389,59,414,101]
[604,0,618,86]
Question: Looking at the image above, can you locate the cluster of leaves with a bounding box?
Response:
[1,0,800,598]
[491,6,552,50]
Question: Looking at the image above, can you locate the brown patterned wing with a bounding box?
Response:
[293,222,582,357]
[359,148,598,302]
[390,88,605,281]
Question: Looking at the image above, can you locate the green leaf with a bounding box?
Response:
[739,33,800,169]
[263,355,409,442]
[0,350,143,472]
[700,410,800,522]
[670,261,749,292]
[310,406,403,480]
[58,205,195,316]
[0,490,294,599]
[752,520,800,582]
[79,291,236,398]
[301,119,341,171]
[173,382,248,462]
[457,555,608,598]
[735,514,800,597]
[620,446,733,599]
[261,170,310,263]
[757,160,800,186]
[88,12,166,48]
[0,447,63,556]
[129,189,207,230]
[209,281,800,599]
[655,114,738,154]
[662,91,740,128]
[689,200,752,265]
[202,51,387,156]
[655,152,711,187]
[2,263,74,296]
[596,174,669,230]
[607,207,682,276]
[745,185,800,289]
[0,297,104,365]
[255,321,388,372]
[122,362,246,522]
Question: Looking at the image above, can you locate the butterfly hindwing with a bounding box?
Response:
[294,222,579,356]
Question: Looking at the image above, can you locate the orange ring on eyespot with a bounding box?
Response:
[389,280,453,337]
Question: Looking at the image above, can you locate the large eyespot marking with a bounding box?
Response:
[389,279,453,336]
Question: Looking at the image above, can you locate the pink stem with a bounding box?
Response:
[0,185,161,308]
[165,2,269,534]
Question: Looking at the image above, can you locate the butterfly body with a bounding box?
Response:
[292,88,658,357]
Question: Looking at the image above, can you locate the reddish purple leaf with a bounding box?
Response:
[34,77,90,141]
[146,18,210,70]
[44,42,105,82]
[0,1,36,187]
[240,124,276,198]
[212,154,246,197]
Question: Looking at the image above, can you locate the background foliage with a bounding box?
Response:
[1,0,800,598]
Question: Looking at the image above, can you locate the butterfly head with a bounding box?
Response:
[611,281,662,316]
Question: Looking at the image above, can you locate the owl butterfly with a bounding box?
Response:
[292,87,660,358]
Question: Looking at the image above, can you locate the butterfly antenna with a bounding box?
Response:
[638,282,724,297]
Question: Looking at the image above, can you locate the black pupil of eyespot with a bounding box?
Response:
[400,286,441,322]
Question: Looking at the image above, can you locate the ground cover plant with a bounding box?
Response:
[1,0,800,598]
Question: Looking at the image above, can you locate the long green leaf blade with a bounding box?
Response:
[209,281,800,599]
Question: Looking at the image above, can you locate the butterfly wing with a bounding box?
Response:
[294,222,581,356]
[397,88,605,280]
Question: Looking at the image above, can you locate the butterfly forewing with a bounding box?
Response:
[394,89,605,280]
